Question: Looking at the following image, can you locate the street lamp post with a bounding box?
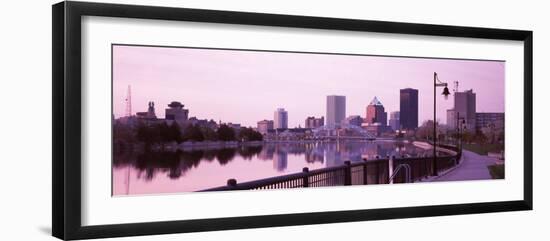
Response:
[433,72,451,176]
[457,115,465,150]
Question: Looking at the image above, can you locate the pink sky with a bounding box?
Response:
[112,45,504,127]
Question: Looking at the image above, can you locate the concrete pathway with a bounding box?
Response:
[433,150,495,182]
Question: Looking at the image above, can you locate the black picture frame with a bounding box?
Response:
[52,1,533,240]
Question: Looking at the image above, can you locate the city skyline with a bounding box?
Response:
[113,45,505,128]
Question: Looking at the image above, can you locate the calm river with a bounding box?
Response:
[112,140,433,195]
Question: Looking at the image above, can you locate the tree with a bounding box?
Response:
[169,122,182,143]
[415,120,445,142]
[113,121,136,152]
[217,124,236,141]
[113,122,135,142]
[136,123,160,145]
[461,130,474,144]
[201,126,218,141]
[473,130,488,143]
[182,124,205,142]
[238,127,263,141]
[158,122,171,143]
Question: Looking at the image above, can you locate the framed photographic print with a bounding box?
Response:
[52,1,533,240]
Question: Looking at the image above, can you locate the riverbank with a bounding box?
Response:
[462,143,504,155]
[150,138,386,151]
[412,141,457,155]
[152,140,264,151]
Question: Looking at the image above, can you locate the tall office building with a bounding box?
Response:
[447,89,476,131]
[274,108,288,129]
[400,88,419,130]
[365,96,387,126]
[389,111,400,131]
[326,95,346,128]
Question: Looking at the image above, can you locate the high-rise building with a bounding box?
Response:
[344,115,363,127]
[400,88,419,130]
[305,116,324,129]
[257,120,274,135]
[165,101,189,124]
[365,96,387,126]
[447,89,476,131]
[389,111,400,131]
[274,108,288,129]
[326,95,346,128]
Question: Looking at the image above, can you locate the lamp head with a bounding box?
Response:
[442,86,451,99]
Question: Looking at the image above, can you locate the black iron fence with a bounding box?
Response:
[201,144,461,192]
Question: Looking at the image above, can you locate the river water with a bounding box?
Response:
[112,140,433,195]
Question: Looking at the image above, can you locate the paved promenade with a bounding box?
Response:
[433,150,495,182]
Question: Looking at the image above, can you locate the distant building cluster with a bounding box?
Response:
[344,115,362,127]
[121,82,503,142]
[475,112,504,130]
[254,89,422,139]
[389,111,400,131]
[119,100,228,133]
[446,89,503,133]
[257,120,274,135]
[305,116,324,129]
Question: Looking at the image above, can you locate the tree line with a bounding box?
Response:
[114,121,264,147]
[413,120,504,144]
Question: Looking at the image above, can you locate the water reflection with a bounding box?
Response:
[113,141,432,194]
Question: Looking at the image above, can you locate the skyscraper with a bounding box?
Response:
[389,111,400,131]
[326,95,346,128]
[400,88,419,130]
[274,108,288,129]
[365,96,387,126]
[447,89,476,131]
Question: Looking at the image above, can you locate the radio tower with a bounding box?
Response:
[453,81,459,95]
[125,85,132,117]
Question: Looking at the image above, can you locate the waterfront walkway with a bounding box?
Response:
[433,150,494,181]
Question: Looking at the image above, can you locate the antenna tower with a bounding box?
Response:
[453,81,459,94]
[125,85,132,117]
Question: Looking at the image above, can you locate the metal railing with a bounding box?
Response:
[200,144,461,192]
[390,164,411,183]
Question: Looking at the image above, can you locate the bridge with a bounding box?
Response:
[310,123,377,140]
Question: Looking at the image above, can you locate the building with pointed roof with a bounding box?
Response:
[369,96,384,106]
[365,96,387,126]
